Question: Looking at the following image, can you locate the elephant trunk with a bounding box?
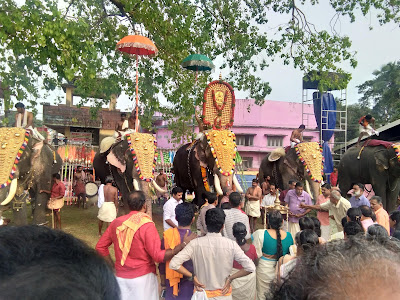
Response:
[1,178,18,206]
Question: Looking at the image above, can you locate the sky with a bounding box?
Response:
[12,1,400,116]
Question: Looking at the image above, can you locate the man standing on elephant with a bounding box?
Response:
[357,114,378,145]
[245,179,262,233]
[14,102,44,140]
[290,125,305,148]
[284,182,312,237]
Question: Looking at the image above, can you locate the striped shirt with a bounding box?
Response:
[222,208,251,241]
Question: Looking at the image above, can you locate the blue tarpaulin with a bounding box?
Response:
[313,92,336,175]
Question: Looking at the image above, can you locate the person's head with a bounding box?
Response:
[311,217,322,237]
[366,224,389,241]
[369,196,383,212]
[299,217,315,231]
[333,167,338,173]
[389,211,400,231]
[232,222,248,246]
[252,178,258,187]
[359,205,375,221]
[204,192,218,206]
[296,229,319,256]
[321,183,331,197]
[77,166,83,172]
[120,113,126,120]
[299,124,306,131]
[365,114,372,121]
[0,226,120,299]
[329,190,341,205]
[267,210,284,258]
[15,102,25,113]
[175,203,195,227]
[270,183,276,194]
[205,208,225,233]
[105,175,113,185]
[295,182,303,196]
[271,236,400,299]
[347,207,362,223]
[127,191,146,212]
[264,176,271,182]
[159,169,164,175]
[344,221,364,238]
[172,186,183,201]
[353,183,364,197]
[52,173,61,183]
[229,192,242,208]
[288,180,296,190]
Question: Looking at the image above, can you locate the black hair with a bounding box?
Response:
[360,205,376,222]
[221,202,231,209]
[367,224,389,241]
[0,226,120,299]
[105,175,113,184]
[347,207,363,228]
[341,216,348,229]
[252,178,258,183]
[354,182,364,190]
[288,180,296,185]
[311,217,322,237]
[172,186,183,195]
[205,208,225,233]
[175,203,195,227]
[365,114,372,120]
[299,124,306,129]
[204,192,217,204]
[295,182,303,188]
[229,192,241,208]
[297,229,319,252]
[299,217,314,231]
[14,102,24,108]
[127,191,146,211]
[390,211,400,231]
[267,210,283,259]
[344,221,364,237]
[321,183,331,189]
[370,195,383,205]
[53,173,61,180]
[233,222,247,246]
[120,113,126,117]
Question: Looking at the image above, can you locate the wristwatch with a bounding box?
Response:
[187,274,194,281]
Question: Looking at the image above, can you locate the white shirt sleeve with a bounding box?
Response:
[163,201,174,222]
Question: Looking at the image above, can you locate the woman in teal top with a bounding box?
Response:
[252,211,293,300]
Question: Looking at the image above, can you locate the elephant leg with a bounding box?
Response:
[33,192,49,225]
[386,181,400,212]
[12,194,28,226]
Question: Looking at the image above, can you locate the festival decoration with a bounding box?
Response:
[127,133,158,182]
[205,130,236,176]
[0,128,29,188]
[393,143,400,162]
[181,54,214,82]
[201,166,210,192]
[295,142,324,183]
[203,78,235,130]
[116,34,158,132]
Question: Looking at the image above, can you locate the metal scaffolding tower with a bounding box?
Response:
[302,72,348,165]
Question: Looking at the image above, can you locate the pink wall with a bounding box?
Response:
[155,99,320,169]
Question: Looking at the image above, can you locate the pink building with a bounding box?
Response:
[155,99,319,170]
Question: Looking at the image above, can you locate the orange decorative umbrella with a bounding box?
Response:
[116,34,158,130]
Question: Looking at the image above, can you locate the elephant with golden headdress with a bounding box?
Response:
[93,133,165,218]
[173,129,244,207]
[0,128,63,225]
[259,142,324,202]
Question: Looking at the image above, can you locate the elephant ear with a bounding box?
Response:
[374,151,389,170]
[107,142,126,173]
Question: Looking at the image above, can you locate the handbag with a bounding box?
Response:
[47,197,65,210]
[191,289,208,300]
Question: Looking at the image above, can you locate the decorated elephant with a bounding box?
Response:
[93,133,165,218]
[0,128,63,225]
[173,129,244,207]
[259,142,324,201]
[338,141,400,211]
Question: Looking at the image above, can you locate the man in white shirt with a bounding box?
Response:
[163,186,183,230]
[222,192,251,241]
[260,183,279,224]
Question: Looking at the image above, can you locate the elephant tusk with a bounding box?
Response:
[152,180,165,193]
[233,174,243,193]
[1,178,18,206]
[133,179,140,191]
[214,174,223,196]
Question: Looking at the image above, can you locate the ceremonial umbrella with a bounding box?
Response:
[181,54,215,81]
[116,34,158,129]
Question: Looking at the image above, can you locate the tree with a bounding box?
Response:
[1,0,399,135]
[357,61,400,124]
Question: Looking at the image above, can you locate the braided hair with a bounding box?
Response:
[268,210,283,259]
[232,222,247,246]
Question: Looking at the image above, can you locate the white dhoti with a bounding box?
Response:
[320,225,331,241]
[256,259,277,300]
[359,124,379,136]
[288,222,300,239]
[97,202,116,222]
[117,273,159,300]
[246,200,261,218]
[231,267,256,300]
[114,129,135,139]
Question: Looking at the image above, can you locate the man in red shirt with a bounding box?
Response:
[50,173,65,229]
[96,191,196,300]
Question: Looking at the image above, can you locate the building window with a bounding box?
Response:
[242,157,253,169]
[236,135,254,146]
[267,136,283,147]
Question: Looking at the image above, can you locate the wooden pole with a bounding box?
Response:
[135,54,139,133]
